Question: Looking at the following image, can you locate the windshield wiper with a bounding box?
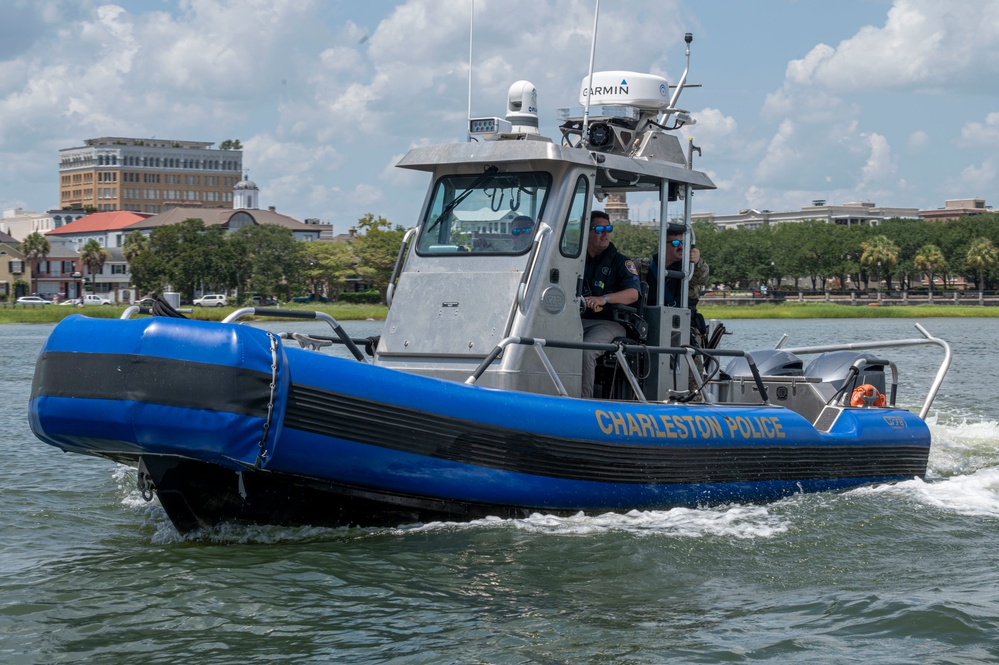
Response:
[425,165,499,237]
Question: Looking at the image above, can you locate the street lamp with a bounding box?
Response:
[877,260,882,302]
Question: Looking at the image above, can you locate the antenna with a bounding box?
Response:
[667,32,693,110]
[466,0,475,142]
[581,0,600,143]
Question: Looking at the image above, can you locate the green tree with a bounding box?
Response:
[79,239,110,290]
[795,221,843,290]
[914,243,946,296]
[965,237,999,295]
[229,224,300,300]
[21,231,50,293]
[122,230,149,263]
[300,241,357,300]
[133,219,230,300]
[771,222,814,289]
[611,222,659,261]
[354,213,406,303]
[880,218,933,291]
[860,234,900,291]
[178,219,230,299]
[702,227,770,289]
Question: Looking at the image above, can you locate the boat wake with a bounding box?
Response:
[926,415,999,476]
[395,505,790,540]
[846,416,999,517]
[854,469,999,518]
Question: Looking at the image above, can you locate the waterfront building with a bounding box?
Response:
[918,199,992,221]
[58,137,243,214]
[0,230,26,300]
[126,177,324,242]
[126,205,324,242]
[44,211,153,303]
[29,244,82,301]
[694,201,920,230]
[0,208,88,241]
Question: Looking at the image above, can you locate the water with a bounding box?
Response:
[2,318,998,664]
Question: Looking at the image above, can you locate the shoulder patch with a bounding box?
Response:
[624,259,638,276]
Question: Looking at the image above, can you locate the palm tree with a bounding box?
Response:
[965,237,999,297]
[80,239,111,293]
[21,232,50,294]
[914,244,946,299]
[860,235,900,292]
[122,230,149,263]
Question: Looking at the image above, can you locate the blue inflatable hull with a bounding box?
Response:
[29,316,931,534]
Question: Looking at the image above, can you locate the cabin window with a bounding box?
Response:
[559,175,589,258]
[416,171,551,255]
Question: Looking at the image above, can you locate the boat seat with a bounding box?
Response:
[609,281,649,343]
[594,284,650,399]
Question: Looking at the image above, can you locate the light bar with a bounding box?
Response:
[469,117,513,139]
[557,105,641,122]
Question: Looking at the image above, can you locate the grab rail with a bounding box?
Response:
[466,336,771,404]
[516,223,552,315]
[385,227,417,308]
[222,308,367,362]
[780,323,951,419]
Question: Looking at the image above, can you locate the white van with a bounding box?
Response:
[193,294,227,307]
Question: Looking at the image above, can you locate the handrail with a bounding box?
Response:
[517,223,552,315]
[222,307,366,362]
[386,226,417,308]
[781,323,951,420]
[466,336,771,404]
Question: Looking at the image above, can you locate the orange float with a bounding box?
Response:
[850,384,886,407]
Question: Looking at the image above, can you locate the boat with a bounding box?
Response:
[28,34,951,536]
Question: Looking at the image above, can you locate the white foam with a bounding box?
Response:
[927,417,999,477]
[858,469,999,518]
[400,504,790,539]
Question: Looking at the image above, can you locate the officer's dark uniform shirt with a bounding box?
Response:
[582,242,641,320]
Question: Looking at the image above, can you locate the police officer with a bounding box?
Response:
[581,210,640,398]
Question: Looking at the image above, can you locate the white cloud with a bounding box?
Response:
[859,133,896,186]
[780,0,999,93]
[755,119,799,183]
[907,130,930,152]
[944,160,997,198]
[728,0,999,215]
[957,112,999,149]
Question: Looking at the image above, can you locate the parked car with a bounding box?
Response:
[193,294,227,307]
[251,295,278,306]
[82,294,112,305]
[59,298,81,306]
[135,297,156,307]
[16,296,51,305]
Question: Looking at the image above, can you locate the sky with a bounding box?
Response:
[1,0,998,233]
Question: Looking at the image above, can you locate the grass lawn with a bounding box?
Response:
[3,300,998,325]
[699,301,999,319]
[0,302,389,325]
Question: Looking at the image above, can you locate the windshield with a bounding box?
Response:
[416,171,552,255]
